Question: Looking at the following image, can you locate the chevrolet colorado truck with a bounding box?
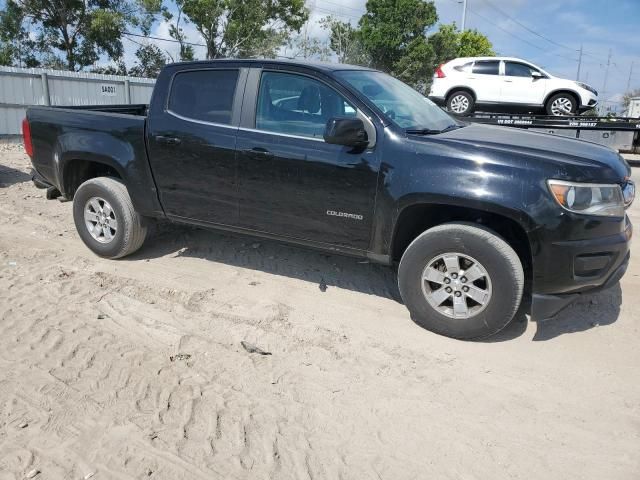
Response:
[23,59,635,339]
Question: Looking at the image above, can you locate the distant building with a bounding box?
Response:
[625,97,640,118]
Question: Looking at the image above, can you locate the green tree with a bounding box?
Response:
[0,0,40,67]
[176,0,307,59]
[393,38,435,92]
[286,21,330,60]
[15,0,141,71]
[358,0,437,74]
[91,59,128,75]
[163,4,195,61]
[428,23,494,67]
[320,15,369,65]
[130,43,166,77]
[458,28,494,57]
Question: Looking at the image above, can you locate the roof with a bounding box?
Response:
[169,58,376,73]
[451,56,537,63]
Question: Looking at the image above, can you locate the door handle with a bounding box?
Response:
[503,79,513,82]
[243,147,274,159]
[155,135,182,146]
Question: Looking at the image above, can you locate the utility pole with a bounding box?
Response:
[576,44,583,81]
[600,48,612,114]
[627,61,634,92]
[461,0,467,31]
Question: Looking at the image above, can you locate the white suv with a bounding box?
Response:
[428,57,598,116]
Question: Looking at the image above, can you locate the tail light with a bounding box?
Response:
[22,117,33,157]
[435,64,446,78]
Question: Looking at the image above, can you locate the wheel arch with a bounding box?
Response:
[60,155,125,198]
[390,201,533,288]
[445,86,477,102]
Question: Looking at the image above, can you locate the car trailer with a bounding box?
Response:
[458,113,640,154]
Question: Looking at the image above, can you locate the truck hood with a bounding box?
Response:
[428,123,630,182]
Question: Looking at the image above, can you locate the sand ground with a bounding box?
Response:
[1,147,639,479]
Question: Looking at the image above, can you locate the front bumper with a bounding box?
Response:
[531,217,632,320]
[578,91,598,111]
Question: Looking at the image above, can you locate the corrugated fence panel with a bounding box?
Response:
[0,66,156,135]
[0,106,27,135]
[130,83,155,104]
[48,77,128,105]
[0,72,46,105]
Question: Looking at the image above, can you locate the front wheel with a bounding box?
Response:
[546,93,577,116]
[72,177,147,259]
[398,223,524,340]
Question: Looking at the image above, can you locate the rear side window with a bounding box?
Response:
[454,62,473,73]
[472,60,499,75]
[505,62,535,77]
[168,69,239,124]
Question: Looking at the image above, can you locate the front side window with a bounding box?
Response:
[505,62,536,78]
[168,69,239,125]
[256,71,357,139]
[472,60,500,75]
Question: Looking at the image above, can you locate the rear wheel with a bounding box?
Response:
[72,177,147,259]
[398,223,524,340]
[446,91,475,116]
[546,93,577,116]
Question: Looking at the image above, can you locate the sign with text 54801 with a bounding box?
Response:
[100,84,117,97]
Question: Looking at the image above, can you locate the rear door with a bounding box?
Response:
[467,60,501,102]
[234,67,381,251]
[146,66,246,225]
[500,61,547,105]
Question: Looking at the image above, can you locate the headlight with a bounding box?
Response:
[622,180,635,207]
[547,180,624,217]
[576,82,598,95]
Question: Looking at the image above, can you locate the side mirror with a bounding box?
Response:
[531,71,543,79]
[324,117,369,148]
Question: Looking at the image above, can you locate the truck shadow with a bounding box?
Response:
[532,284,622,341]
[128,221,623,343]
[128,221,403,302]
[0,164,31,188]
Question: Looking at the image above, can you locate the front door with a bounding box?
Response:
[235,69,380,251]
[146,67,244,225]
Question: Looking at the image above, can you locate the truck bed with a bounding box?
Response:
[26,104,162,216]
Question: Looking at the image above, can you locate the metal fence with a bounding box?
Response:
[0,66,156,135]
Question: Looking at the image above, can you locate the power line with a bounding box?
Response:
[124,31,206,47]
[465,6,578,62]
[480,0,584,54]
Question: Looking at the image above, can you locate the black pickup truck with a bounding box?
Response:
[24,59,634,339]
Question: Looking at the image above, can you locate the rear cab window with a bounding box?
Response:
[472,60,500,75]
[168,69,239,124]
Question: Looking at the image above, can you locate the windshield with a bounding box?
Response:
[335,70,455,131]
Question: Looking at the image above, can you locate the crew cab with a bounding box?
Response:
[429,56,599,116]
[24,59,633,340]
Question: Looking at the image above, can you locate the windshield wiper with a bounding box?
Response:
[406,124,463,135]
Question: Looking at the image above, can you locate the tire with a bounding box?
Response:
[72,177,147,259]
[398,223,524,340]
[546,93,577,116]
[446,91,475,116]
